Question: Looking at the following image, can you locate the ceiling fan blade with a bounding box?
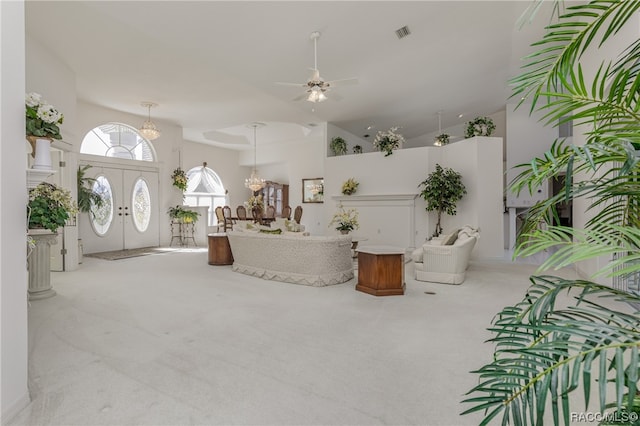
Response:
[325,77,358,87]
[292,92,310,102]
[275,82,307,87]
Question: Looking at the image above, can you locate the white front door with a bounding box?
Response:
[80,164,159,253]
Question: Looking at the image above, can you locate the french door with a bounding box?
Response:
[80,163,159,253]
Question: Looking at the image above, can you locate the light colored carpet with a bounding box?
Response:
[11,250,579,425]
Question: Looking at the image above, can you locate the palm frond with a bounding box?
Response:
[462,276,640,425]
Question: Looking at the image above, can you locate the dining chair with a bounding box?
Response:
[215,206,225,232]
[236,205,247,221]
[265,205,276,220]
[293,206,303,224]
[281,205,291,220]
[222,206,234,231]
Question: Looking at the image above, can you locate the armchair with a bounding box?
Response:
[411,226,479,285]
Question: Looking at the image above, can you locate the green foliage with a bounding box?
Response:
[76,165,104,214]
[464,1,640,424]
[418,164,466,236]
[167,205,200,223]
[330,137,347,156]
[464,117,496,138]
[461,276,640,426]
[28,182,78,232]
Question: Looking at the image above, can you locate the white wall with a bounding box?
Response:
[505,104,557,207]
[324,137,504,258]
[1,1,30,422]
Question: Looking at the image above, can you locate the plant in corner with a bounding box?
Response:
[464,116,495,138]
[28,182,78,233]
[330,136,348,156]
[77,165,104,216]
[418,164,466,237]
[373,126,405,156]
[341,178,359,196]
[328,204,359,233]
[461,1,640,425]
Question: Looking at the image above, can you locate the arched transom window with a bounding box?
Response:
[81,123,157,161]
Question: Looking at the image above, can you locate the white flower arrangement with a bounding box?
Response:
[25,92,64,140]
[328,204,360,232]
[373,126,405,157]
[464,116,496,138]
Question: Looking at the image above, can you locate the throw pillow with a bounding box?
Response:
[442,229,459,246]
[259,228,282,235]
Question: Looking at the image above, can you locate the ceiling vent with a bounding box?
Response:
[395,26,411,39]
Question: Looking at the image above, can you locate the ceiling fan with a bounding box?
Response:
[276,31,358,103]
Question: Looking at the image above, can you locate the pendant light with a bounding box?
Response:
[245,122,266,192]
[434,111,447,146]
[139,102,161,141]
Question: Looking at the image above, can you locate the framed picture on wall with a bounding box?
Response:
[302,178,324,203]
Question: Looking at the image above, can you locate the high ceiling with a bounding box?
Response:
[25,1,547,148]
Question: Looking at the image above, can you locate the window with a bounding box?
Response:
[132,178,151,232]
[90,175,113,236]
[81,123,157,161]
[184,166,226,226]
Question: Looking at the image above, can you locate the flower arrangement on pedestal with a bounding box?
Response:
[171,167,188,191]
[329,204,360,233]
[464,116,496,138]
[28,182,78,232]
[167,205,200,223]
[373,126,405,156]
[341,178,359,195]
[25,92,64,141]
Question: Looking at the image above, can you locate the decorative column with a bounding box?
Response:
[27,229,58,300]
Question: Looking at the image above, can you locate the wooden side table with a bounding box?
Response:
[208,233,234,265]
[355,246,405,296]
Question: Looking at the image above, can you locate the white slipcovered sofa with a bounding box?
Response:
[226,224,354,286]
[411,225,480,285]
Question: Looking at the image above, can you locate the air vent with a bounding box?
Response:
[395,26,411,39]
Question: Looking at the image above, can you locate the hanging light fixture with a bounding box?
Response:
[245,122,266,192]
[434,110,445,147]
[139,102,161,141]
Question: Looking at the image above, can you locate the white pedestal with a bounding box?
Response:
[27,229,58,300]
[32,137,53,170]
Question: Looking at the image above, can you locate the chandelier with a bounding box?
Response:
[245,122,266,192]
[139,102,161,141]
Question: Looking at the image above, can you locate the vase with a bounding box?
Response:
[27,228,58,300]
[340,230,350,235]
[27,136,53,170]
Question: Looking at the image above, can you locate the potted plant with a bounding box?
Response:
[464,116,495,138]
[330,136,348,156]
[28,182,78,233]
[77,165,104,216]
[434,133,450,146]
[328,205,359,234]
[171,167,188,191]
[373,126,405,156]
[353,145,363,154]
[167,205,200,223]
[25,92,64,170]
[461,2,640,424]
[418,164,466,237]
[341,178,359,195]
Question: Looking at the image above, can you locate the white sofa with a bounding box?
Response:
[226,228,354,287]
[411,226,480,285]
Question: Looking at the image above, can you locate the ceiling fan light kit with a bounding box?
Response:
[276,31,357,103]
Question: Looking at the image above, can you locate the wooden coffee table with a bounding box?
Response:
[355,246,405,296]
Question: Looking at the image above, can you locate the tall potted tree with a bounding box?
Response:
[462,1,640,424]
[418,164,466,238]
